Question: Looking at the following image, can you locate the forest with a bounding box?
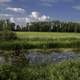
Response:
[0,20,80,32]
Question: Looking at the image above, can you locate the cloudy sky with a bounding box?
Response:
[0,0,80,24]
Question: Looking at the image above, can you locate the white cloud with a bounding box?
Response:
[1,11,50,25]
[39,15,50,21]
[0,14,12,17]
[25,18,30,22]
[0,0,11,3]
[0,14,13,20]
[6,7,25,13]
[73,6,80,10]
[10,17,15,23]
[30,12,40,19]
[10,17,30,25]
[29,11,50,22]
[15,18,30,23]
[40,0,74,7]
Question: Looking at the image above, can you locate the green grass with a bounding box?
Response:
[16,32,80,39]
[0,60,80,80]
[0,32,80,80]
[0,32,80,50]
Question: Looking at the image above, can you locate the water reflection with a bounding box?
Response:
[0,50,80,64]
[25,50,80,64]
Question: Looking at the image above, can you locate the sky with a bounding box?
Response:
[0,0,80,25]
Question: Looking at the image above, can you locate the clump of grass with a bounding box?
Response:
[0,60,80,80]
[48,60,80,80]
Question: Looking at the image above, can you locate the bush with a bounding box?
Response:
[0,30,17,40]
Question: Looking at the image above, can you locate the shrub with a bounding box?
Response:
[0,64,22,80]
[0,30,17,40]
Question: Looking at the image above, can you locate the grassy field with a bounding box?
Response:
[0,32,80,50]
[0,32,80,80]
[16,32,80,39]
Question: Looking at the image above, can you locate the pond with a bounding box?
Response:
[25,50,80,64]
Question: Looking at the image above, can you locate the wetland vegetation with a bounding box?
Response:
[0,20,80,80]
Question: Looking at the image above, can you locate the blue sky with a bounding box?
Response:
[0,0,80,24]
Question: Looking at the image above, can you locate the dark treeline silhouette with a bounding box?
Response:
[0,19,17,40]
[0,19,80,32]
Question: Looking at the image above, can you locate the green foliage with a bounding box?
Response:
[1,20,80,32]
[0,60,80,80]
[22,65,49,80]
[21,21,80,32]
[0,31,80,50]
[0,30,17,40]
[48,60,80,80]
[0,32,3,39]
[0,64,22,80]
[1,30,17,40]
[16,32,80,39]
[0,39,80,50]
[0,19,17,40]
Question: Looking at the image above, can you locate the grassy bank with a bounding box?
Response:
[0,60,80,80]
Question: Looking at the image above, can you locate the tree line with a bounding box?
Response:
[0,20,17,40]
[0,19,80,32]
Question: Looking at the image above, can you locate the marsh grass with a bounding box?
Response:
[0,39,80,50]
[0,32,80,50]
[0,60,80,80]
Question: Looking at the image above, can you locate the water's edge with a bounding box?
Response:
[25,50,80,64]
[0,50,80,64]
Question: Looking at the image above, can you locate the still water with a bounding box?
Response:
[0,50,80,64]
[25,50,80,64]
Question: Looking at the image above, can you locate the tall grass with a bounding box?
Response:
[0,60,80,80]
[0,32,80,50]
[0,38,80,50]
